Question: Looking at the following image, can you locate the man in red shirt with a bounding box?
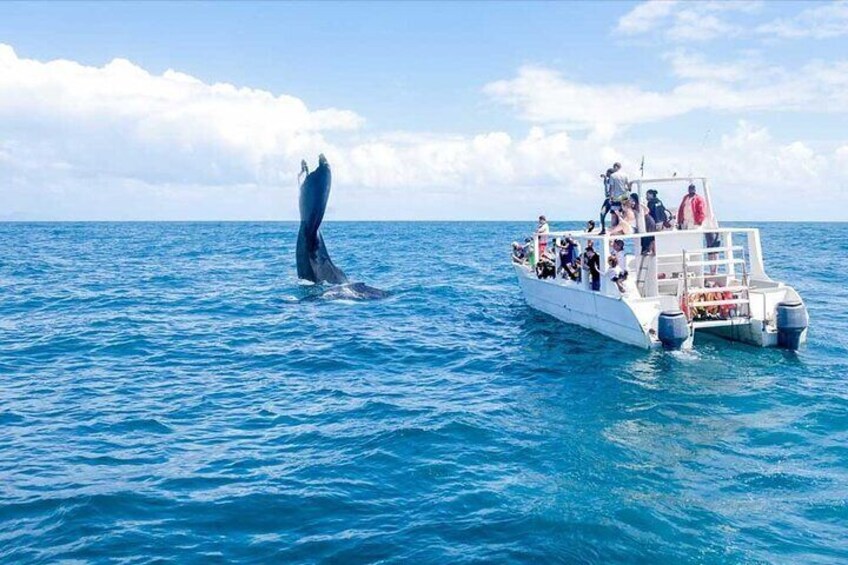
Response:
[677,183,706,230]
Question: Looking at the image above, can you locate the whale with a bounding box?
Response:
[295,155,388,301]
[300,282,392,302]
[296,154,348,285]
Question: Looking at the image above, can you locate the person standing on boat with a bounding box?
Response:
[581,241,601,291]
[629,193,656,255]
[558,237,580,280]
[536,215,550,256]
[677,183,706,230]
[600,163,632,235]
[646,189,672,230]
[598,168,615,234]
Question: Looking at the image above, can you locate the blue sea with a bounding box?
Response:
[1,221,847,563]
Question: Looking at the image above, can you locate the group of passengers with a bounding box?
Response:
[512,162,720,295]
[513,234,631,296]
[598,162,709,234]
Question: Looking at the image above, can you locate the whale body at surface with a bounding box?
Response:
[296,155,348,285]
[300,282,392,302]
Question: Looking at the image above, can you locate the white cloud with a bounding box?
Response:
[484,57,848,135]
[757,1,848,39]
[0,43,362,189]
[0,44,604,219]
[616,1,762,42]
[663,50,764,81]
[1,43,846,221]
[616,0,679,35]
[617,1,848,43]
[613,120,843,221]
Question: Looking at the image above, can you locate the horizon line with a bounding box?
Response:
[1,219,845,224]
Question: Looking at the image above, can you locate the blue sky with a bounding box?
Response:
[1,1,847,220]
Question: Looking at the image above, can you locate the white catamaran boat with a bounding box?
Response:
[512,177,809,350]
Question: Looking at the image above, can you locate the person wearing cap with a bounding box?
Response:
[677,183,706,230]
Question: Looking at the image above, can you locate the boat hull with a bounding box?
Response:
[513,265,808,351]
[514,265,659,349]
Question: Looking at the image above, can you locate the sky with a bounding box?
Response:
[1,0,847,221]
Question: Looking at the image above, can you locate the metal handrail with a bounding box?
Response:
[542,227,758,242]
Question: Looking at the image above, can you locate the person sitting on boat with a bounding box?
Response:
[536,215,550,255]
[535,248,556,279]
[581,241,601,291]
[609,199,635,236]
[605,255,628,295]
[677,183,706,230]
[646,189,672,230]
[511,241,526,264]
[585,220,596,233]
[558,237,580,281]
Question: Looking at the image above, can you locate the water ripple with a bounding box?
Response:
[1,221,847,563]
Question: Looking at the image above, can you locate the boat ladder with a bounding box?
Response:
[679,246,752,327]
[635,254,651,295]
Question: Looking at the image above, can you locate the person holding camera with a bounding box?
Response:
[599,162,631,234]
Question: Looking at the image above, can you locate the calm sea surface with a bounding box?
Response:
[1,221,847,563]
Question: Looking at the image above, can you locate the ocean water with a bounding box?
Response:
[1,221,847,563]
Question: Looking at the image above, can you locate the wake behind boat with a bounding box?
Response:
[512,176,809,351]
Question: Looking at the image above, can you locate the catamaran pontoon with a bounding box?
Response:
[512,177,808,350]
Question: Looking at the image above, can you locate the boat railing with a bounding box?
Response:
[522,226,767,303]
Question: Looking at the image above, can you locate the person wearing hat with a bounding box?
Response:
[677,183,705,230]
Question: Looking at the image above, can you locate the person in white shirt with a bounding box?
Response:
[605,255,628,294]
[535,215,550,256]
[611,239,627,271]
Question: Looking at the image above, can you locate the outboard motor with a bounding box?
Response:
[658,310,689,350]
[776,301,808,350]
